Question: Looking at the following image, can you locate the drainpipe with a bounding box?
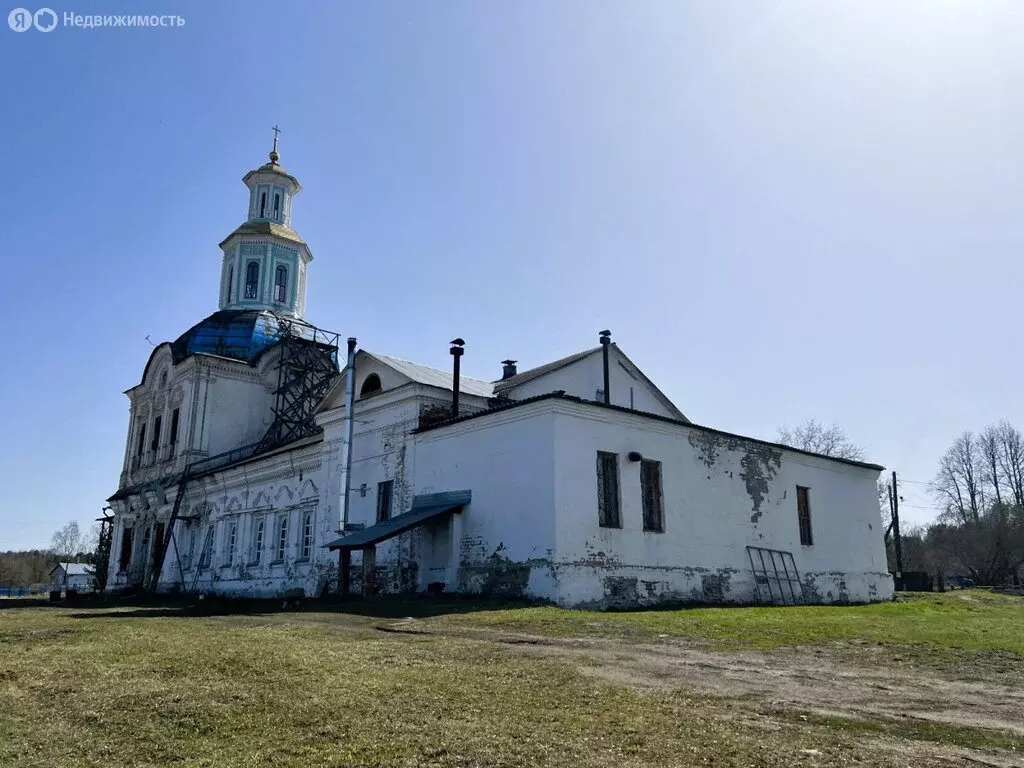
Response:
[599,330,611,405]
[450,338,464,419]
[339,337,357,531]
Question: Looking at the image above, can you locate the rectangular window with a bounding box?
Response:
[641,459,664,532]
[151,415,161,452]
[376,480,394,523]
[169,408,179,446]
[118,527,133,571]
[185,527,196,570]
[301,512,312,559]
[596,451,621,528]
[797,486,813,546]
[199,527,214,569]
[251,517,264,565]
[136,423,146,457]
[225,522,237,566]
[276,515,289,562]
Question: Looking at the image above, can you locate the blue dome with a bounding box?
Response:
[171,310,289,365]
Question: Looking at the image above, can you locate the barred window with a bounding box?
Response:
[377,480,394,523]
[596,451,621,528]
[797,486,813,546]
[641,459,664,533]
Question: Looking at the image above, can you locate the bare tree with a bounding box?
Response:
[50,522,82,565]
[777,419,864,460]
[931,432,987,524]
[994,420,1024,510]
[979,426,1005,509]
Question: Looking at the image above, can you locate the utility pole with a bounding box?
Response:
[891,470,904,588]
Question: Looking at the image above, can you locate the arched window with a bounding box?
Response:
[273,192,281,219]
[259,191,267,218]
[244,261,259,299]
[251,518,265,565]
[226,265,234,303]
[274,265,288,303]
[359,373,382,398]
[301,512,312,559]
[276,515,289,561]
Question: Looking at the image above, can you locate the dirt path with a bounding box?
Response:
[372,618,1024,767]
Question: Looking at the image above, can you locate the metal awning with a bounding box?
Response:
[325,490,471,551]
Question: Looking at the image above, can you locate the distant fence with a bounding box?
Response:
[0,584,52,598]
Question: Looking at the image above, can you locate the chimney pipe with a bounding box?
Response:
[450,338,465,418]
[339,337,357,531]
[501,359,518,380]
[599,330,611,405]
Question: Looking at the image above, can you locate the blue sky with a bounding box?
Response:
[1,1,1022,549]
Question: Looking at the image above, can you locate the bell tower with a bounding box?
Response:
[218,128,313,319]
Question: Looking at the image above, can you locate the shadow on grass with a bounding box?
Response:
[59,593,545,621]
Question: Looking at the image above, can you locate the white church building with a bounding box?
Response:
[105,139,894,608]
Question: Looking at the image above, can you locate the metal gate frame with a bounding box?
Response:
[746,545,805,605]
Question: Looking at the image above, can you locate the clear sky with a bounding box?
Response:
[1,1,1022,549]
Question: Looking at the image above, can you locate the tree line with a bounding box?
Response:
[0,521,106,589]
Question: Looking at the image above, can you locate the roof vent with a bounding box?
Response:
[501,359,518,380]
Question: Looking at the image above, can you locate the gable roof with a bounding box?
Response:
[494,343,688,422]
[50,563,93,576]
[493,347,600,391]
[361,351,496,398]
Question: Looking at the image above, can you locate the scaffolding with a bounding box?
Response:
[254,314,340,454]
[143,314,340,594]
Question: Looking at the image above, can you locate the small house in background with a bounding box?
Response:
[50,563,94,592]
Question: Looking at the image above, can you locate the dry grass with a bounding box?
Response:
[0,591,1021,767]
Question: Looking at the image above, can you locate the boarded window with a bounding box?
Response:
[118,528,133,571]
[641,459,664,532]
[596,451,621,528]
[377,480,394,522]
[797,486,813,546]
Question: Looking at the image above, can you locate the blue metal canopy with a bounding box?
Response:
[325,490,471,550]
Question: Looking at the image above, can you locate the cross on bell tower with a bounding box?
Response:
[270,125,281,163]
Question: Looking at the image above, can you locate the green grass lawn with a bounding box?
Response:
[434,590,1024,654]
[1,591,1021,767]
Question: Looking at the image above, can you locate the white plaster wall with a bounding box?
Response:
[106,441,332,598]
[505,347,680,418]
[550,404,893,607]
[411,408,558,597]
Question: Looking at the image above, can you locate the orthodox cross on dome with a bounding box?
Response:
[270,125,281,162]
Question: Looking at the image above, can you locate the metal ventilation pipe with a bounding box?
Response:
[599,330,611,405]
[450,338,465,418]
[501,359,518,380]
[339,337,357,531]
